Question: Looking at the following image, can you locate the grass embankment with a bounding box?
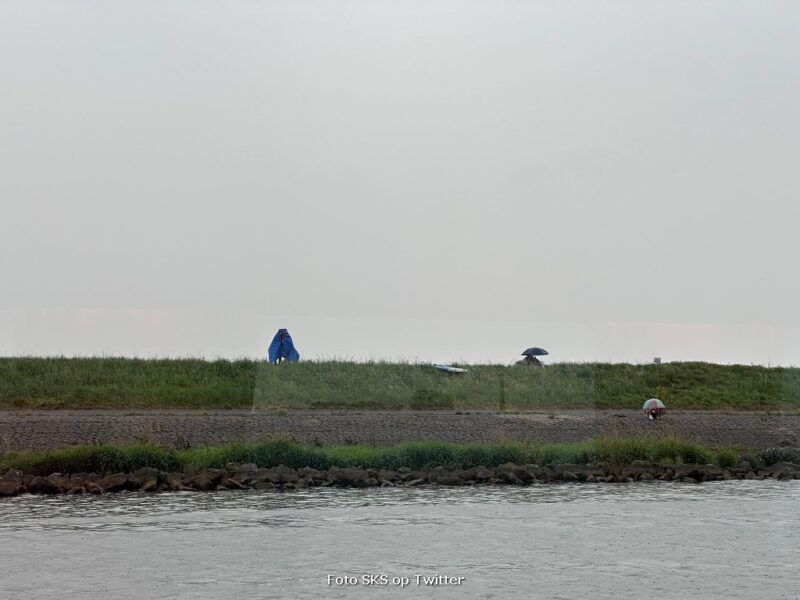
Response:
[4,439,798,476]
[1,357,799,411]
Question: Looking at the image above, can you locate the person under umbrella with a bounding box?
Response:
[520,347,548,366]
[268,328,300,364]
[643,398,666,419]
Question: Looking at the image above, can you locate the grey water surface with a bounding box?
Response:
[1,482,798,600]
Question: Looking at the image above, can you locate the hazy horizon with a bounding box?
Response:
[1,308,796,366]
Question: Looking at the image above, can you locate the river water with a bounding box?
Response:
[1,482,798,600]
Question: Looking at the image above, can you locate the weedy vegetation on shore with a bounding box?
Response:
[3,438,794,476]
[1,357,798,411]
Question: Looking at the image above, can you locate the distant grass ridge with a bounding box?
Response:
[0,357,798,410]
[1,438,775,476]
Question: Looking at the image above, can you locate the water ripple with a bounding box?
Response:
[1,480,797,532]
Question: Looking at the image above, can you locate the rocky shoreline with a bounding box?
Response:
[2,460,798,497]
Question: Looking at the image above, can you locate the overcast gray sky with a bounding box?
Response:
[1,1,798,363]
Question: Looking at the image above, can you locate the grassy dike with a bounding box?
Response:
[1,357,799,410]
[6,438,798,477]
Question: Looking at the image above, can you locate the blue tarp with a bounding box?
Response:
[268,328,300,364]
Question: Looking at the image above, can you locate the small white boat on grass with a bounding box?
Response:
[433,364,468,374]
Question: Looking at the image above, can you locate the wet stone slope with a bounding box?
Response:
[1,410,798,451]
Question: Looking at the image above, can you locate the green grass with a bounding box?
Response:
[0,357,798,410]
[0,444,179,475]
[0,438,766,476]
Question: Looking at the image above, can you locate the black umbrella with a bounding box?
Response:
[521,347,549,357]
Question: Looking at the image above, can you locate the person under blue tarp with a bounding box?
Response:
[268,328,300,364]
